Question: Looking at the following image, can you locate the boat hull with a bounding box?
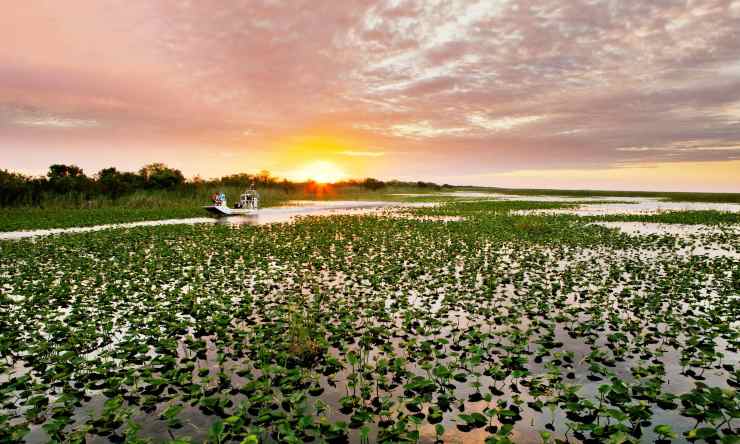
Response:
[203,205,258,216]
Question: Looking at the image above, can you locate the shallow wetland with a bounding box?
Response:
[0,195,738,443]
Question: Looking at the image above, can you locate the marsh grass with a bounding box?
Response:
[0,207,206,231]
[409,200,581,217]
[0,185,439,231]
[4,184,739,232]
[411,200,633,246]
[286,304,325,365]
[461,186,740,204]
[511,219,555,236]
[586,210,740,225]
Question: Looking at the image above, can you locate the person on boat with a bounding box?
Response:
[211,192,219,205]
[219,192,226,206]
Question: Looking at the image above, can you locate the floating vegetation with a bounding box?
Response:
[0,200,738,443]
[588,211,740,225]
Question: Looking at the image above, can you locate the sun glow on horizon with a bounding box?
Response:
[287,160,347,184]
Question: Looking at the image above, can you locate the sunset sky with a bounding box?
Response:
[2,0,740,191]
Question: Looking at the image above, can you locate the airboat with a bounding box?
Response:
[203,187,260,216]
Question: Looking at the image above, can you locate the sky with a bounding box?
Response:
[1,0,740,191]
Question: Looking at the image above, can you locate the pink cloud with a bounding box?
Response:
[0,0,739,189]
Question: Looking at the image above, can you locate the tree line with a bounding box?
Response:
[0,163,446,207]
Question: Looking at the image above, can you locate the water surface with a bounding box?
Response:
[0,201,434,240]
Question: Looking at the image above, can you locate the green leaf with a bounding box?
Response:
[435,424,445,437]
[207,420,225,444]
[653,424,676,438]
[240,436,259,444]
[687,428,718,440]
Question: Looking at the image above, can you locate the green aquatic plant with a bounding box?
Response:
[0,199,738,443]
[589,210,740,225]
[285,302,325,365]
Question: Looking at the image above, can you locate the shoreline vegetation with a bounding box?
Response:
[458,187,740,204]
[0,163,449,231]
[2,162,740,232]
[0,163,451,209]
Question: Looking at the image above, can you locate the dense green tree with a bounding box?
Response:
[47,164,90,195]
[48,164,84,179]
[0,170,32,206]
[97,167,130,199]
[138,163,185,189]
[362,178,386,190]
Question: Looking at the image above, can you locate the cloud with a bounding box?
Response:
[390,121,469,139]
[1,0,740,188]
[467,114,545,131]
[339,150,385,157]
[13,116,100,129]
[617,140,740,152]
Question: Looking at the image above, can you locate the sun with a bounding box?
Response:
[290,160,347,183]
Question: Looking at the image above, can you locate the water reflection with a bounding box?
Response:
[214,201,416,227]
